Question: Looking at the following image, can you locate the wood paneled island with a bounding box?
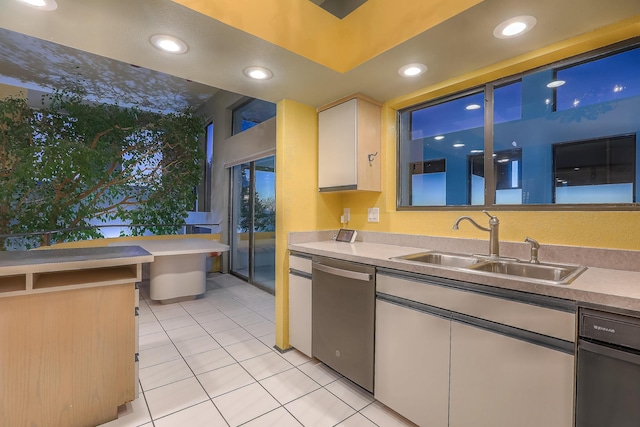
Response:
[0,246,153,427]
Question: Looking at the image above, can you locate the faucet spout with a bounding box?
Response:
[452,216,490,232]
[452,211,500,258]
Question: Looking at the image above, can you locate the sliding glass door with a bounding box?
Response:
[230,156,276,293]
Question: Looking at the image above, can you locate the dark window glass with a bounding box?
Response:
[232,99,276,135]
[194,122,213,212]
[556,47,640,111]
[494,82,522,124]
[553,134,635,203]
[410,92,484,140]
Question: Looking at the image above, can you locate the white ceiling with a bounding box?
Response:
[0,0,639,111]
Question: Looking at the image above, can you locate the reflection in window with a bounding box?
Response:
[410,92,484,140]
[553,134,635,204]
[194,122,214,212]
[232,98,276,135]
[398,42,640,209]
[556,48,640,111]
[469,149,522,205]
[494,82,522,124]
[399,92,484,207]
[410,159,446,206]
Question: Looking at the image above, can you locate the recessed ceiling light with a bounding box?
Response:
[470,149,484,153]
[453,143,465,148]
[493,16,537,39]
[398,63,427,78]
[546,80,566,88]
[17,0,57,10]
[465,104,481,110]
[243,66,273,80]
[434,135,444,140]
[150,35,188,54]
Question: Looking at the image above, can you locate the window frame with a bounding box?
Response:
[396,39,640,212]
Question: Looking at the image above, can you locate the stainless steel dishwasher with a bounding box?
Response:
[312,256,375,392]
[576,307,640,427]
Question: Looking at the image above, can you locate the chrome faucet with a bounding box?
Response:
[452,211,500,258]
[525,237,540,264]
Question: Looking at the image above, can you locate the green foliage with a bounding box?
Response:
[0,90,204,249]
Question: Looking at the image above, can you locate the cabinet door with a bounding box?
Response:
[318,99,358,189]
[288,273,312,356]
[375,299,450,427]
[449,321,574,427]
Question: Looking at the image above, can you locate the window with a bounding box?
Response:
[399,91,484,207]
[194,122,213,211]
[469,149,522,205]
[231,98,276,135]
[398,43,640,209]
[553,134,635,203]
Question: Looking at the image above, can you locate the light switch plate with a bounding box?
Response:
[368,207,379,223]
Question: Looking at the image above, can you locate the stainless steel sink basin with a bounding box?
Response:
[392,251,482,268]
[468,260,587,284]
[392,251,587,285]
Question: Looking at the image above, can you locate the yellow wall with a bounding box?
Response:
[0,83,26,100]
[274,99,342,349]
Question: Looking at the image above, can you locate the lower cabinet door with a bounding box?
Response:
[374,299,450,427]
[449,321,574,427]
[288,273,312,357]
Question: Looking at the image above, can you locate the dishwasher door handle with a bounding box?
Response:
[313,263,372,282]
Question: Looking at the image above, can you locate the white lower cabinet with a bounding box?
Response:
[449,321,575,427]
[288,254,312,357]
[375,271,575,427]
[375,299,450,427]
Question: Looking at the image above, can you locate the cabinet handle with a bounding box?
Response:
[313,263,372,281]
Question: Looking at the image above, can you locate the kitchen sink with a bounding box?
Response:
[467,259,586,284]
[393,251,482,268]
[392,251,587,285]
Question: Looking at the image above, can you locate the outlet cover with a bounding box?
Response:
[343,208,350,222]
[368,207,379,223]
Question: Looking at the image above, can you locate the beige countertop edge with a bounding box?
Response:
[0,247,154,276]
[289,241,640,312]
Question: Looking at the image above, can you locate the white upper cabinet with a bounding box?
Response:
[317,94,381,192]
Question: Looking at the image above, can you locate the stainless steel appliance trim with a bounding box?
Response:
[579,308,640,350]
[578,338,640,365]
[377,268,576,313]
[314,263,372,281]
[289,269,312,280]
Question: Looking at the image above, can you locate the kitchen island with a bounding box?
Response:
[109,238,229,303]
[0,246,153,427]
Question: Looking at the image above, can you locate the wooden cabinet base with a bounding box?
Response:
[0,284,135,427]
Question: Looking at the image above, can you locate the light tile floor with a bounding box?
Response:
[100,273,416,427]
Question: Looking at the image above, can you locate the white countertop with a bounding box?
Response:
[109,238,229,256]
[289,239,640,312]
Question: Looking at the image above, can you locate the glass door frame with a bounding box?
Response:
[228,156,275,294]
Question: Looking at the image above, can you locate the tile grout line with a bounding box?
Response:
[138,275,395,427]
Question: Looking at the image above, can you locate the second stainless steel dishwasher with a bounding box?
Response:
[312,256,375,392]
